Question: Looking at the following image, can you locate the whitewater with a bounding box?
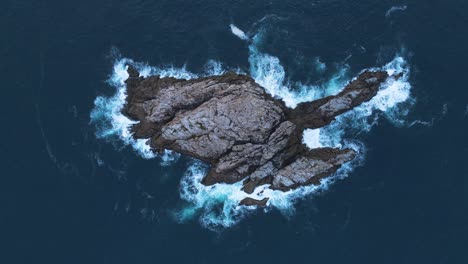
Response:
[90,24,413,230]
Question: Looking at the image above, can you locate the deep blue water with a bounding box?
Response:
[1,0,468,263]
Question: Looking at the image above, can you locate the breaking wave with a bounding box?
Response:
[90,57,199,163]
[248,47,348,108]
[91,24,413,230]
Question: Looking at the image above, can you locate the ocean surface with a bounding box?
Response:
[1,0,468,263]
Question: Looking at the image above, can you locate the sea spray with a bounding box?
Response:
[247,31,350,108]
[90,59,156,159]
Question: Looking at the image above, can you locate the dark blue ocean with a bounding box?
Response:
[1,0,468,263]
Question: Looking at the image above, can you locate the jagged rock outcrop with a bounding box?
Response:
[123,66,392,206]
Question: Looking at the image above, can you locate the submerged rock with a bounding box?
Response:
[123,66,393,206]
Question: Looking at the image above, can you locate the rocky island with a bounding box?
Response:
[123,65,395,206]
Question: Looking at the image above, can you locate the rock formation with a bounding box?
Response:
[123,65,393,206]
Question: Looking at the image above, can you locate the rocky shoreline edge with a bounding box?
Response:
[122,65,397,206]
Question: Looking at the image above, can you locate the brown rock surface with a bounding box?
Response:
[123,66,392,206]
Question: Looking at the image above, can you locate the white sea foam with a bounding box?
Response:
[160,150,181,166]
[175,158,337,229]
[408,119,434,127]
[90,58,200,163]
[315,56,413,149]
[230,24,249,41]
[90,60,157,159]
[248,46,323,108]
[248,33,349,108]
[204,60,226,76]
[92,27,413,229]
[303,129,322,149]
[385,5,408,17]
[314,57,327,73]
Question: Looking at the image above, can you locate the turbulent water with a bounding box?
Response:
[91,24,412,229]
